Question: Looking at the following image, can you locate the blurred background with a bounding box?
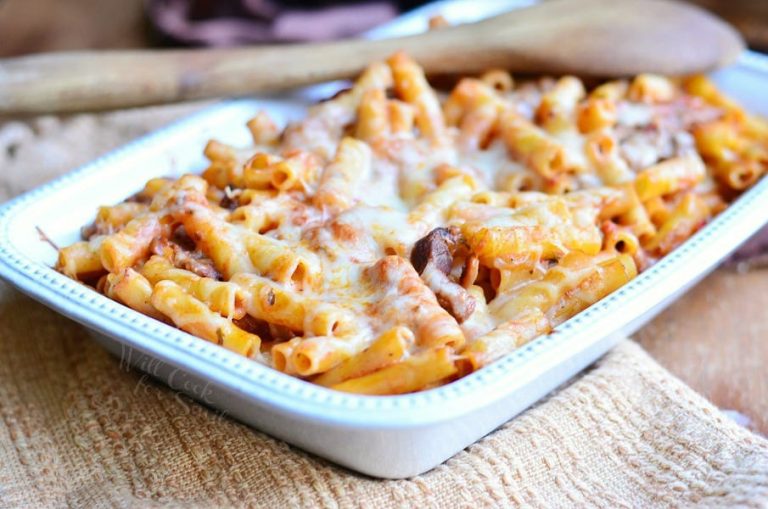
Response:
[1,0,767,57]
[1,0,767,435]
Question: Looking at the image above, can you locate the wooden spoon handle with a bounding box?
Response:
[0,44,365,114]
[0,30,486,115]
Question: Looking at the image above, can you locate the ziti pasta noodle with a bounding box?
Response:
[58,53,768,395]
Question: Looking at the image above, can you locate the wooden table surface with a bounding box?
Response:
[0,0,766,435]
[637,269,767,434]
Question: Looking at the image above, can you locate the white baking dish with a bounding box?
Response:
[1,0,768,479]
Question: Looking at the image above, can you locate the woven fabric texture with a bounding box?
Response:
[1,107,767,508]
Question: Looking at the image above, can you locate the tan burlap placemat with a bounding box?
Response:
[1,108,767,508]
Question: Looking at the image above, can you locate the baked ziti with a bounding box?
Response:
[56,52,768,395]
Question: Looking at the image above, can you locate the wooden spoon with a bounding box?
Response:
[0,0,744,114]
